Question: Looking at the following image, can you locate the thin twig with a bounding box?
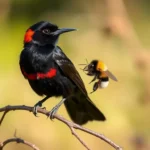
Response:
[70,127,90,150]
[0,111,8,126]
[0,105,122,150]
[0,137,39,150]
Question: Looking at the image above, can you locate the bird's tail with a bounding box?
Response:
[64,91,106,125]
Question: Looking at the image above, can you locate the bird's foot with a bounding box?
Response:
[48,98,67,120]
[48,106,58,120]
[33,101,43,117]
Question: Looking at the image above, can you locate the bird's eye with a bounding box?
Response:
[42,28,51,35]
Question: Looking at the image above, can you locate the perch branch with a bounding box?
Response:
[0,105,122,150]
[0,130,39,150]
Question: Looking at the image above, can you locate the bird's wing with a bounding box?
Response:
[53,47,87,96]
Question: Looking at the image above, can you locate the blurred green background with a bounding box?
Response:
[0,0,150,149]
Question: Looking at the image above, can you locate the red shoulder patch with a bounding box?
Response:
[24,29,35,43]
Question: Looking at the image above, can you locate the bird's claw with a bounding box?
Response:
[33,101,43,117]
[48,107,57,120]
[33,106,38,117]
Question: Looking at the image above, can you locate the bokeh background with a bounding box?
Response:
[0,0,150,149]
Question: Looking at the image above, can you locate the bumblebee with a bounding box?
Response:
[80,60,118,93]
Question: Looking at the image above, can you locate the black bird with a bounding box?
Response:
[19,21,106,125]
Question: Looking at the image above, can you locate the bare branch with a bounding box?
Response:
[0,136,39,150]
[70,127,90,150]
[0,111,8,126]
[0,105,122,150]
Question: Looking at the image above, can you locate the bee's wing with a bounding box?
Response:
[104,70,118,81]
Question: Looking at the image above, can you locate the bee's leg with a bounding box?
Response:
[89,75,97,84]
[79,65,88,74]
[83,65,88,71]
[90,81,99,94]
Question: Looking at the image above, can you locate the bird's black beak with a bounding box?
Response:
[52,28,77,36]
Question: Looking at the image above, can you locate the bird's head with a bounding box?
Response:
[24,21,76,46]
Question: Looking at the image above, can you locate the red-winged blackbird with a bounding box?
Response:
[19,21,106,125]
